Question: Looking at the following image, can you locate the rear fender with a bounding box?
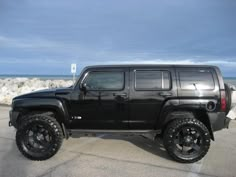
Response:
[157,99,215,140]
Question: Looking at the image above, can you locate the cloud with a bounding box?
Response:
[102,58,236,66]
[0,35,97,58]
[0,35,60,49]
[0,56,235,76]
[0,58,66,64]
[105,59,194,65]
[0,35,235,76]
[1,54,236,68]
[200,60,236,67]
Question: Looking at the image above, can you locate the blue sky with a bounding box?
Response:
[0,0,236,76]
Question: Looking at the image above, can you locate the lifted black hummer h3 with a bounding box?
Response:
[9,65,232,163]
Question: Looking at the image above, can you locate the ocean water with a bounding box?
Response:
[224,78,236,86]
[0,75,236,86]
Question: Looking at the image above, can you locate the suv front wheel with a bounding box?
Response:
[163,118,211,163]
[16,114,63,161]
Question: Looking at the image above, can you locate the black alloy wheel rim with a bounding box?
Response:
[173,126,203,157]
[23,124,52,153]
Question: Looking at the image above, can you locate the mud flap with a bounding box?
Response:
[227,106,236,120]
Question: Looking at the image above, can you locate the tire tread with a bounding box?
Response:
[16,114,63,161]
[163,116,211,163]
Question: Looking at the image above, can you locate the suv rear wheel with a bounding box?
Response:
[16,114,63,161]
[163,118,211,163]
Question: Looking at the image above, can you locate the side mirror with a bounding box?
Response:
[80,83,87,92]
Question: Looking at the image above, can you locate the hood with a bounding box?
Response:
[13,87,73,100]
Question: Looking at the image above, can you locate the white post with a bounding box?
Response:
[73,73,75,83]
[71,63,77,84]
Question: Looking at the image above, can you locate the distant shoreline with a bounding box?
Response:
[0,75,76,80]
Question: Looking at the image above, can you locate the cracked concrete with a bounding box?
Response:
[1,106,236,177]
[36,155,81,177]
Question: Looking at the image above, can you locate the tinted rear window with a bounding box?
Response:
[135,70,170,90]
[179,71,215,90]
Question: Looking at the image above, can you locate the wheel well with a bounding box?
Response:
[162,110,214,140]
[17,108,61,122]
[16,109,69,139]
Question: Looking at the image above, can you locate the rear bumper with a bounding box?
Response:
[208,112,230,131]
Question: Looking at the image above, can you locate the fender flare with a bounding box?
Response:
[156,99,215,140]
[12,98,70,128]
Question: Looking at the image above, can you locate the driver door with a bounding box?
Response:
[70,68,129,130]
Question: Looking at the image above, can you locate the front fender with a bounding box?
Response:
[10,98,70,128]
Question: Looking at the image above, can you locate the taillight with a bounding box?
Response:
[221,91,226,112]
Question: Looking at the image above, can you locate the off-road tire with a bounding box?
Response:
[163,117,211,163]
[16,114,63,161]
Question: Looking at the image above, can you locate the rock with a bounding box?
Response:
[0,78,73,105]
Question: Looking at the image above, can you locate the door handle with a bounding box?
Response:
[113,93,127,97]
[159,92,172,97]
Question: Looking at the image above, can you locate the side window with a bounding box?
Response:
[135,70,171,90]
[84,71,124,90]
[179,71,215,90]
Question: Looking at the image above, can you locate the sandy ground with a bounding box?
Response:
[0,106,236,177]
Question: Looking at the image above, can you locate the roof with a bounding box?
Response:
[84,64,217,69]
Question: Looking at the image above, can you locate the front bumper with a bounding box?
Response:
[9,110,19,128]
[9,110,12,126]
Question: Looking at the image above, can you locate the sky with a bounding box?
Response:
[0,0,236,76]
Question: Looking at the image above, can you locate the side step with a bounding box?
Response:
[70,129,161,137]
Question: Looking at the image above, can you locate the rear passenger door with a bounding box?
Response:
[129,67,176,129]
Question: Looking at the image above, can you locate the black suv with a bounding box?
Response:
[9,65,232,163]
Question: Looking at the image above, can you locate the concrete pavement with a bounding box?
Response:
[0,106,236,177]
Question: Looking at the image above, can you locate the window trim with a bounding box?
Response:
[134,69,172,91]
[81,71,125,91]
[178,70,215,90]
